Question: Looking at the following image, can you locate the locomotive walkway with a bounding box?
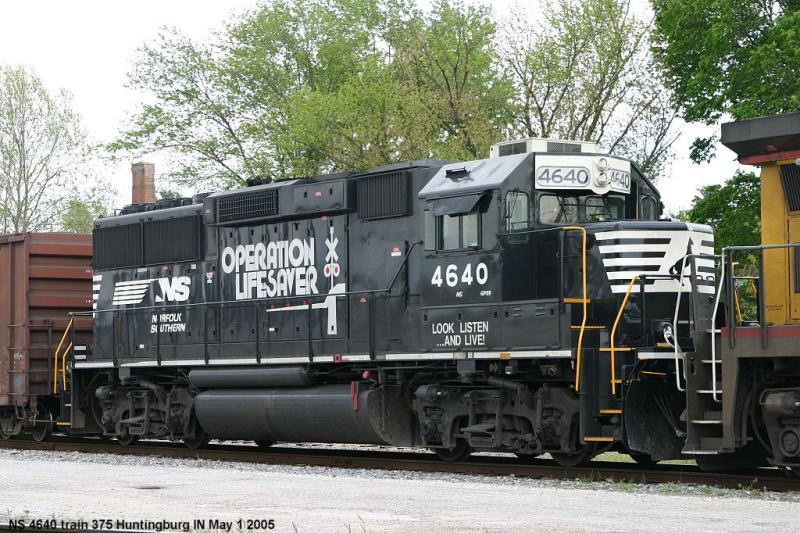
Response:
[0,438,797,493]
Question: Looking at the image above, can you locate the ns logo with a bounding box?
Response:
[155,276,191,303]
[111,276,192,306]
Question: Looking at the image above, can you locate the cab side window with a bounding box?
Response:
[425,209,481,251]
[641,196,657,220]
[504,191,530,232]
[440,210,480,250]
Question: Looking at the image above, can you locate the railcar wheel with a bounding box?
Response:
[30,406,53,443]
[551,449,595,467]
[255,440,275,449]
[0,423,13,440]
[432,440,472,462]
[116,435,139,446]
[184,434,211,450]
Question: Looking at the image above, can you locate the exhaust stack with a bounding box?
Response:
[131,162,156,204]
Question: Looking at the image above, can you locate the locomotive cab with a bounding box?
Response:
[415,140,714,461]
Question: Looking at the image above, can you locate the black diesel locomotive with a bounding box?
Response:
[70,138,714,464]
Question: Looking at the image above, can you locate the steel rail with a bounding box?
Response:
[0,438,797,493]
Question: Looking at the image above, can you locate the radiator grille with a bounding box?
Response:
[357,172,409,220]
[217,188,279,222]
[144,216,201,264]
[93,224,142,270]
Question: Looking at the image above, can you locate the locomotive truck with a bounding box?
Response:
[1,117,798,472]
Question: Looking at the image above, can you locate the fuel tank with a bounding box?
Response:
[188,366,315,388]
[194,384,416,446]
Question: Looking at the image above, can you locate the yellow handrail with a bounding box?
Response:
[610,276,639,395]
[61,342,73,391]
[732,261,743,325]
[561,226,588,391]
[52,318,74,394]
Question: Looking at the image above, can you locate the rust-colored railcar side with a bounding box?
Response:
[0,233,92,437]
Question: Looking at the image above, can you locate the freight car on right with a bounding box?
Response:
[683,111,800,472]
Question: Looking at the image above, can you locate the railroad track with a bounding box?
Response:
[1,438,798,492]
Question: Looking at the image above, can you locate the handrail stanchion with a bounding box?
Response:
[610,276,639,395]
[759,248,767,349]
[560,226,587,392]
[52,317,74,394]
[672,255,689,392]
[710,252,727,403]
[255,304,261,364]
[307,297,313,362]
[639,277,647,344]
[725,250,736,349]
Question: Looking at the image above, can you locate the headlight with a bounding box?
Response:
[595,172,609,187]
[596,157,609,173]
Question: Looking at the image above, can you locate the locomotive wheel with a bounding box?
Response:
[255,440,275,449]
[432,440,472,462]
[0,422,13,440]
[184,434,211,450]
[30,406,53,443]
[116,435,139,446]
[551,449,595,467]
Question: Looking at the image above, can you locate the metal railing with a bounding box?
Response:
[722,243,800,350]
[609,275,638,395]
[72,241,422,367]
[671,243,800,401]
[559,226,588,391]
[52,318,74,394]
[671,252,722,393]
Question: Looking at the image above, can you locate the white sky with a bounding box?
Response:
[0,0,746,213]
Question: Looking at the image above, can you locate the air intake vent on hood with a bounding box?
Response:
[357,172,409,220]
[217,188,279,223]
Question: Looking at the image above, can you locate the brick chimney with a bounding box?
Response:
[131,162,156,204]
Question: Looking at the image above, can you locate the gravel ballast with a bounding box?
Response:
[0,448,798,532]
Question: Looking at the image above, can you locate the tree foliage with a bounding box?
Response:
[652,0,800,123]
[0,65,108,233]
[681,171,761,251]
[61,190,109,234]
[503,0,679,177]
[115,0,680,189]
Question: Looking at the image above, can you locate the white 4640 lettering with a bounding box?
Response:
[431,262,488,288]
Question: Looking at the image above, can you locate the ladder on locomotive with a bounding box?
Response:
[51,317,75,429]
[673,253,726,455]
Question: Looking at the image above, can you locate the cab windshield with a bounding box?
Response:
[538,193,626,224]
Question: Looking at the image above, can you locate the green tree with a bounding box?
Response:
[391,0,513,161]
[502,0,680,178]
[0,65,107,233]
[116,0,683,187]
[61,191,109,234]
[114,0,509,188]
[680,171,761,252]
[652,0,800,123]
